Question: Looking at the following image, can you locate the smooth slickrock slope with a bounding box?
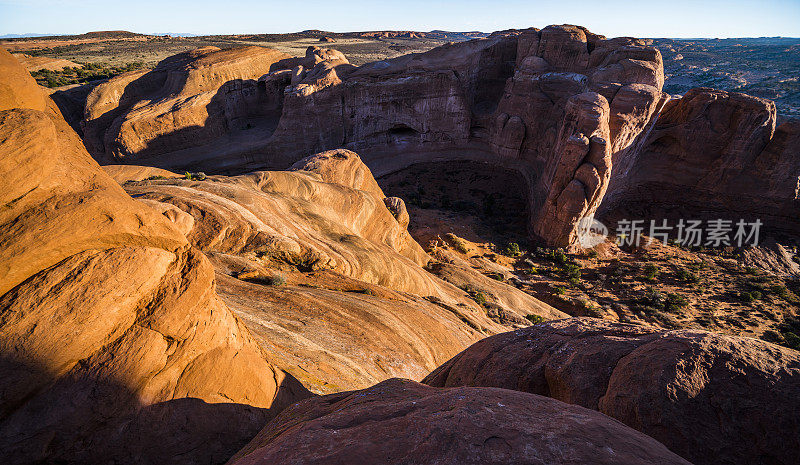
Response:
[115,149,565,393]
[226,378,692,465]
[423,318,800,465]
[83,45,292,169]
[0,48,310,465]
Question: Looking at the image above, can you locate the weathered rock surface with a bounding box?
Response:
[83,45,292,168]
[79,26,665,248]
[424,318,800,465]
[119,149,562,393]
[227,378,691,465]
[0,48,310,465]
[73,28,800,248]
[599,88,800,238]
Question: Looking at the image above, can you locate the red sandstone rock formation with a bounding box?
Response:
[79,26,665,248]
[599,88,800,238]
[0,47,310,465]
[74,26,799,247]
[227,378,691,465]
[115,149,564,393]
[424,318,800,465]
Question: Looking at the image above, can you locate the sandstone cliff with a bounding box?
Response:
[599,88,800,238]
[80,26,666,248]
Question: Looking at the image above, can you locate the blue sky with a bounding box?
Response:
[1,0,798,38]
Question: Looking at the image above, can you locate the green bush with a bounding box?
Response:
[268,273,287,286]
[642,263,659,282]
[563,263,581,281]
[445,233,469,254]
[525,314,546,324]
[504,242,522,257]
[676,268,699,283]
[741,290,762,303]
[665,293,689,311]
[783,331,800,350]
[771,284,790,299]
[641,287,665,308]
[473,291,487,307]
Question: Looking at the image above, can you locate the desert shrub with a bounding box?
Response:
[563,263,581,281]
[745,266,760,275]
[675,268,699,283]
[586,249,598,259]
[576,298,603,317]
[642,263,659,282]
[553,286,566,295]
[665,292,689,311]
[640,287,665,308]
[783,331,800,350]
[525,314,546,324]
[145,175,165,180]
[528,265,539,274]
[504,242,522,257]
[771,284,790,300]
[267,273,286,286]
[445,233,469,254]
[741,290,762,303]
[194,172,207,181]
[472,291,487,307]
[490,272,504,281]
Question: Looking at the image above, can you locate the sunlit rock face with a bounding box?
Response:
[79,25,666,248]
[76,25,799,248]
[0,47,311,465]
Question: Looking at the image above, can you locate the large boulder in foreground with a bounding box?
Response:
[0,48,310,465]
[227,378,691,465]
[424,318,800,465]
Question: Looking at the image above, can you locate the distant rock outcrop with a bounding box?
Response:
[227,378,691,465]
[12,53,79,71]
[0,48,310,465]
[424,318,800,465]
[82,45,292,167]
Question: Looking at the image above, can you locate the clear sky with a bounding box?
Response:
[1,0,798,38]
